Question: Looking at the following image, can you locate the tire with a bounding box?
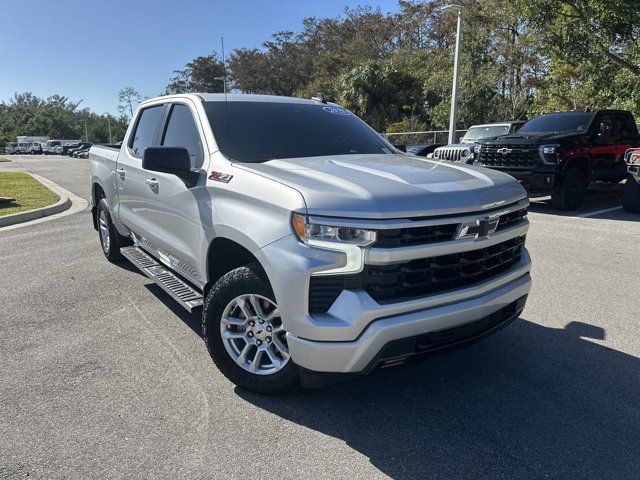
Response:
[96,199,130,262]
[622,175,640,213]
[551,168,587,210]
[202,263,300,394]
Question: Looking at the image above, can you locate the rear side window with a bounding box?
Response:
[162,104,204,168]
[130,105,164,157]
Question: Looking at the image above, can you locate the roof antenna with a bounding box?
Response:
[311,92,327,104]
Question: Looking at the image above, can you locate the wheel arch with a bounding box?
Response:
[205,236,271,297]
[91,182,106,230]
[563,155,592,179]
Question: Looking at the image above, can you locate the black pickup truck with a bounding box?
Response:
[474,110,640,210]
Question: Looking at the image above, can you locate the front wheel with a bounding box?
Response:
[551,168,587,210]
[622,175,640,213]
[202,263,299,394]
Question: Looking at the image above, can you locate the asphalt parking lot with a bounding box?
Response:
[1,155,640,479]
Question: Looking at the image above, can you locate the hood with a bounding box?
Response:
[235,154,526,219]
[485,131,581,144]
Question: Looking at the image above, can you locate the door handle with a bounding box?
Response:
[145,177,159,187]
[116,168,126,178]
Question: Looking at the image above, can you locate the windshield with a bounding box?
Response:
[461,125,510,142]
[204,101,394,162]
[518,112,594,134]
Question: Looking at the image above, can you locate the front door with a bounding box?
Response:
[143,102,209,287]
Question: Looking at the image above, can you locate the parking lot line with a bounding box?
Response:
[576,206,623,218]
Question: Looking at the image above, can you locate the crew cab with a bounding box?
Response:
[474,110,640,210]
[431,121,526,163]
[89,94,532,393]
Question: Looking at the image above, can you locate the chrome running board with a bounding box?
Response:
[121,246,203,312]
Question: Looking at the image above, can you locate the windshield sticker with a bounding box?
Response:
[323,106,351,116]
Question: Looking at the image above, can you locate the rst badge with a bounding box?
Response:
[456,216,500,239]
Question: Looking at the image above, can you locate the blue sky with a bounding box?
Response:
[1,0,398,114]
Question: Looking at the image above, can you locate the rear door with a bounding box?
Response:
[143,101,209,286]
[115,104,165,238]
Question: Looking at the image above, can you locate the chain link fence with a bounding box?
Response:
[385,130,467,146]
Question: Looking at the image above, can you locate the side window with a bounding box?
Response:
[613,112,638,139]
[594,113,613,138]
[130,105,164,157]
[162,104,204,168]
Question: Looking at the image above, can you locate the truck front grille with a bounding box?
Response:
[363,236,524,302]
[308,236,525,312]
[374,208,526,248]
[435,147,471,162]
[376,224,458,247]
[478,144,540,168]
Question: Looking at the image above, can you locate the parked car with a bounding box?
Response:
[474,110,640,210]
[62,143,81,155]
[44,139,82,155]
[431,121,526,164]
[623,148,640,212]
[4,142,19,154]
[73,147,91,158]
[68,142,92,156]
[406,143,444,157]
[78,149,90,159]
[90,93,531,394]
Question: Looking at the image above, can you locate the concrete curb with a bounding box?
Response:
[0,173,83,228]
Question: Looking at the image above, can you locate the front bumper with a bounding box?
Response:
[256,232,532,374]
[287,265,530,373]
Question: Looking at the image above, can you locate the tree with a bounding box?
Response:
[337,61,422,131]
[118,87,142,118]
[0,92,129,146]
[165,54,226,94]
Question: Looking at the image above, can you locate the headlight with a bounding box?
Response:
[541,145,556,155]
[291,214,376,275]
[292,214,376,246]
[539,144,560,163]
[461,148,470,157]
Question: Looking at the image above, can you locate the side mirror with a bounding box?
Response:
[142,146,192,177]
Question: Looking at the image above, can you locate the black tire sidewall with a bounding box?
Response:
[97,199,123,262]
[202,263,300,394]
[552,168,587,210]
[623,175,640,213]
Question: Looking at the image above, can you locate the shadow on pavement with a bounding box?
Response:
[237,318,640,479]
[143,283,203,336]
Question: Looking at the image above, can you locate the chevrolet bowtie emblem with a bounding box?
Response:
[497,148,512,155]
[457,216,500,239]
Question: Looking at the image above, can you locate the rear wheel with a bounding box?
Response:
[202,263,299,394]
[96,199,130,262]
[551,168,587,210]
[622,175,640,213]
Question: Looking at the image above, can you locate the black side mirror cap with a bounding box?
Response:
[142,146,191,176]
[142,146,199,186]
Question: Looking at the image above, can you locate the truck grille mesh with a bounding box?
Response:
[308,236,525,312]
[374,208,526,248]
[478,144,539,168]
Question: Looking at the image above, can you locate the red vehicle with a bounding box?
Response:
[623,148,640,212]
[475,110,640,210]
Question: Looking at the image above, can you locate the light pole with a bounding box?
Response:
[442,4,463,144]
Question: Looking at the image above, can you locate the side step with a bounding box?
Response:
[121,246,203,312]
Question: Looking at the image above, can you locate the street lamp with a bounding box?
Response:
[442,4,463,144]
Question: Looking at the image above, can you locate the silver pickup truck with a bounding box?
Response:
[90,93,532,393]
